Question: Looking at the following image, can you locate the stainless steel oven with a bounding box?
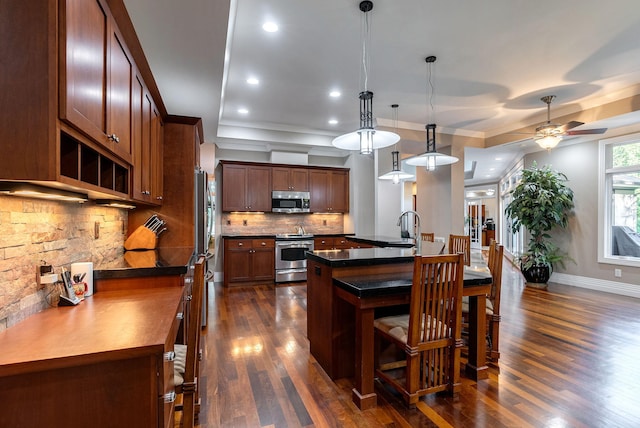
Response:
[275,234,314,283]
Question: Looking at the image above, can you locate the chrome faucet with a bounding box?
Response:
[397,210,421,254]
[296,223,306,235]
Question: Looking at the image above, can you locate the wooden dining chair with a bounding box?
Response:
[462,242,504,362]
[421,232,435,242]
[448,234,471,265]
[373,253,464,406]
[173,255,206,427]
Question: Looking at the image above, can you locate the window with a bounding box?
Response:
[599,133,640,267]
[500,160,524,257]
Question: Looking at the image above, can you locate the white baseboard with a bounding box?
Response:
[550,272,640,299]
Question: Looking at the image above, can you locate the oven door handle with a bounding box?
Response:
[275,241,314,249]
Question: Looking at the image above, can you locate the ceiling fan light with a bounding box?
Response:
[536,135,561,150]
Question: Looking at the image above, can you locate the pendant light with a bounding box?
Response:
[332,1,399,155]
[405,56,458,171]
[378,104,414,183]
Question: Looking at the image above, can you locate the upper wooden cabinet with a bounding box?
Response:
[60,0,133,164]
[272,167,309,192]
[0,0,164,202]
[309,169,349,213]
[222,163,272,212]
[132,73,163,205]
[220,161,348,213]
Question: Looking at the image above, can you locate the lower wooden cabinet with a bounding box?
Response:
[224,238,275,286]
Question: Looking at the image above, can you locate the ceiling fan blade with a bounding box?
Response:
[557,121,584,133]
[565,127,608,136]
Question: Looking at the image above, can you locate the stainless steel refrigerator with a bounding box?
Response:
[194,169,212,326]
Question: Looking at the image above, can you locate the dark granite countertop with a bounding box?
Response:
[94,247,194,279]
[333,265,492,298]
[306,241,445,268]
[307,247,416,268]
[347,235,415,248]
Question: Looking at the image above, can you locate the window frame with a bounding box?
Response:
[598,132,640,268]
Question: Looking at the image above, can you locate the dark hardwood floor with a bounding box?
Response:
[188,256,640,427]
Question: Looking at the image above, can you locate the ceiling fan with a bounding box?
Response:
[533,95,608,150]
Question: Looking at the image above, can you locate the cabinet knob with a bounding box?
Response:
[261,242,266,246]
[164,351,176,362]
[156,196,163,200]
[107,133,120,143]
[238,242,243,246]
[176,312,184,320]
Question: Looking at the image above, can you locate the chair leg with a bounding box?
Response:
[488,315,500,362]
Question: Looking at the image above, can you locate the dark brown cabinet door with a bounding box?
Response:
[290,168,309,191]
[246,166,272,211]
[329,170,348,213]
[224,242,252,283]
[107,28,133,163]
[150,102,163,204]
[131,82,162,205]
[252,247,275,281]
[272,168,291,191]
[131,74,147,201]
[309,170,330,213]
[272,167,309,191]
[222,164,248,211]
[60,0,109,145]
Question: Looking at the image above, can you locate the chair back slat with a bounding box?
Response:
[448,234,471,265]
[421,232,435,242]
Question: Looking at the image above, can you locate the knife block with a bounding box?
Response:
[124,226,157,250]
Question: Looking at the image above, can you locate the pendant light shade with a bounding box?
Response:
[404,56,458,171]
[378,104,414,183]
[331,1,399,155]
[378,151,414,183]
[405,123,459,170]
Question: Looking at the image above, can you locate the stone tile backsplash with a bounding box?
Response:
[221,212,344,236]
[0,195,126,331]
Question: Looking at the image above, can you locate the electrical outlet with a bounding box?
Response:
[226,220,231,225]
[323,219,327,226]
[243,219,248,226]
[94,222,100,239]
[614,268,622,278]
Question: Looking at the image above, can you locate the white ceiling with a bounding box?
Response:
[123,0,640,185]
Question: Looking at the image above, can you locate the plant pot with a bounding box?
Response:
[521,264,550,284]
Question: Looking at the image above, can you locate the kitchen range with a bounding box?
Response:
[275,232,314,283]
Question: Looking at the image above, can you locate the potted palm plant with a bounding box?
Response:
[505,162,575,285]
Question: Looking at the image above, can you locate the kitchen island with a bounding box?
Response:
[306,243,492,409]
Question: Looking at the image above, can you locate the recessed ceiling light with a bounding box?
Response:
[238,108,249,114]
[262,22,278,33]
[329,90,341,98]
[495,157,502,161]
[489,167,495,171]
[246,77,259,85]
[328,119,338,125]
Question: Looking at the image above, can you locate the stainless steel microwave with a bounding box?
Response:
[272,191,310,213]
